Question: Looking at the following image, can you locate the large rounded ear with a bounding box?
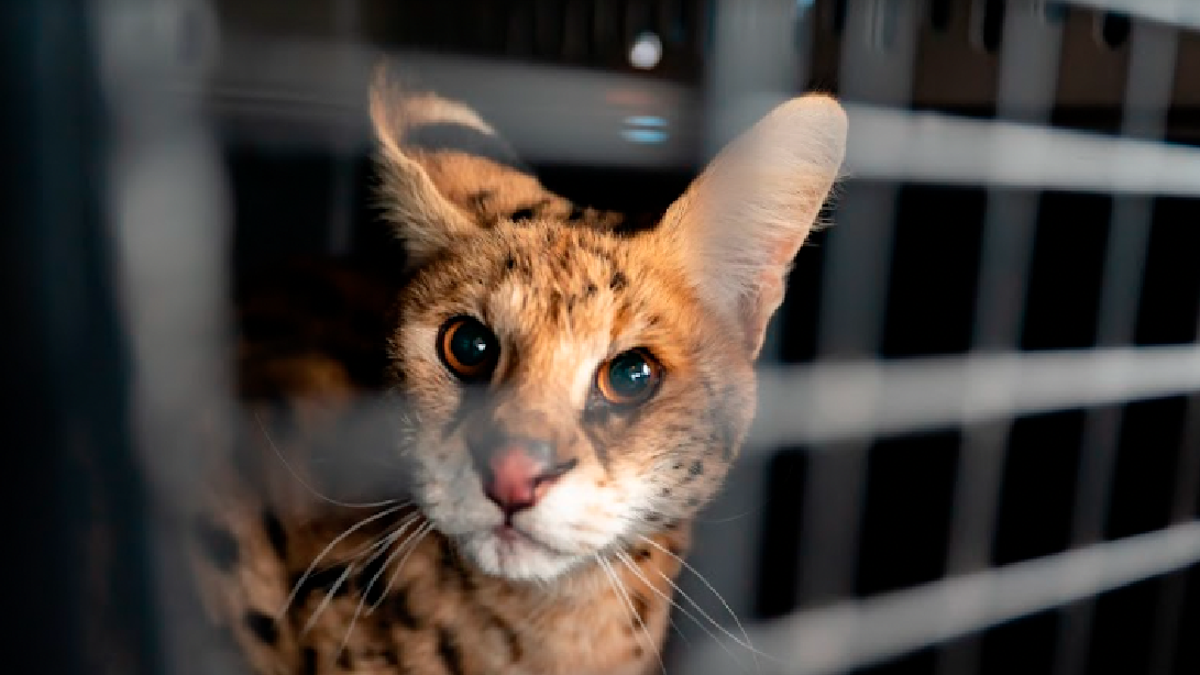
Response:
[369,66,477,268]
[658,95,848,358]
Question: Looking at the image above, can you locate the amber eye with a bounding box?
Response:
[438,316,499,382]
[596,349,662,407]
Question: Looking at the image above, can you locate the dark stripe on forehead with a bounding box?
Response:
[405,122,533,175]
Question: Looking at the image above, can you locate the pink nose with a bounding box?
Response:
[484,447,544,513]
[475,440,576,516]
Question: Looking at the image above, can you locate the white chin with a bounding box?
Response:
[463,530,579,582]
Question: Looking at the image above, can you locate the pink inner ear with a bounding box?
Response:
[742,270,787,358]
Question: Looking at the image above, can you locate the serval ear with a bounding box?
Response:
[658,95,847,358]
[368,65,477,268]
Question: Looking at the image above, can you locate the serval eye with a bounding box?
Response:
[438,316,499,382]
[596,349,662,407]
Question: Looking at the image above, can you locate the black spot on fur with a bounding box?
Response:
[437,626,466,675]
[633,645,645,658]
[389,586,422,630]
[610,271,628,291]
[504,255,516,271]
[633,547,652,562]
[194,519,239,572]
[486,612,523,662]
[687,497,703,508]
[262,510,287,559]
[356,548,391,606]
[689,460,705,477]
[336,648,352,670]
[294,565,352,605]
[301,647,318,675]
[585,282,598,298]
[632,592,650,624]
[645,512,663,523]
[244,610,279,646]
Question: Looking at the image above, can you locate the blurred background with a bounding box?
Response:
[5,1,1199,674]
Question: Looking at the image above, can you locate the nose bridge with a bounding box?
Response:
[489,384,576,451]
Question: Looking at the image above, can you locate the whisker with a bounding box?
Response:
[367,521,434,613]
[277,503,406,621]
[596,555,667,675]
[612,550,692,648]
[336,518,427,657]
[616,550,757,672]
[254,410,399,509]
[351,511,422,561]
[637,535,774,665]
[299,563,355,637]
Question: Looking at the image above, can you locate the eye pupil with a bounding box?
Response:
[609,353,652,396]
[597,349,661,406]
[451,324,491,366]
[439,317,499,380]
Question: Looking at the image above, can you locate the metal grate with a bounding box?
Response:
[11,1,1199,674]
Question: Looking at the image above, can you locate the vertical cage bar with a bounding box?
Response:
[97,0,240,673]
[795,0,922,607]
[1050,20,1178,675]
[936,7,1065,674]
[1146,301,1200,675]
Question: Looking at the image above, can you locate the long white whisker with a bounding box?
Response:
[617,550,769,671]
[352,511,422,561]
[277,504,406,621]
[254,410,398,509]
[638,535,767,664]
[597,555,666,675]
[336,519,427,657]
[299,563,355,637]
[367,521,434,613]
[613,550,693,649]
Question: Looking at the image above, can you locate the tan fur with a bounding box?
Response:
[191,63,846,675]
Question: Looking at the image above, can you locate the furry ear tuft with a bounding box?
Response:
[659,94,848,358]
[369,64,477,268]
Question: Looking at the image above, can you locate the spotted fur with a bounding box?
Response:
[192,63,846,675]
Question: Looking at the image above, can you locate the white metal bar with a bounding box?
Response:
[682,520,1200,675]
[842,102,1200,194]
[942,0,1066,575]
[750,344,1200,450]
